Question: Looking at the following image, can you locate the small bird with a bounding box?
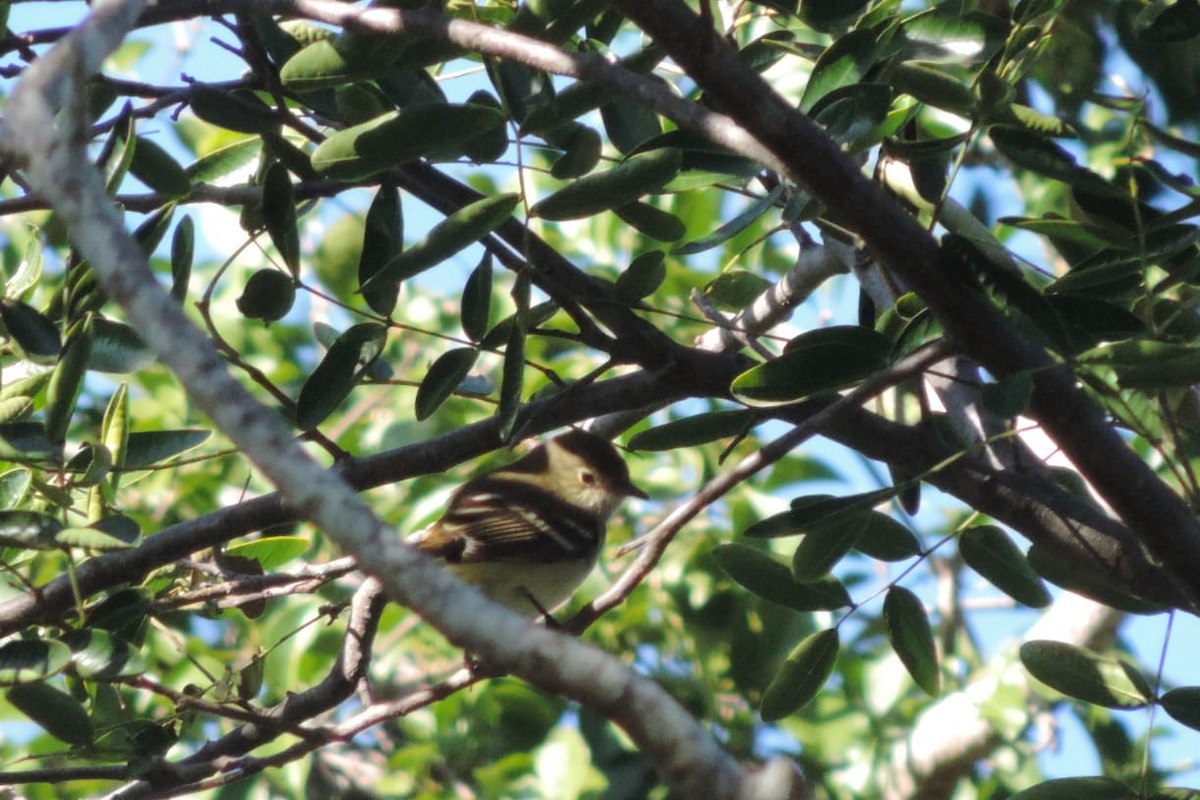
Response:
[406,429,648,617]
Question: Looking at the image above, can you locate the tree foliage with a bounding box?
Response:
[0,0,1198,798]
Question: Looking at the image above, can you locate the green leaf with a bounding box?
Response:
[1160,686,1200,732]
[883,586,940,696]
[732,326,890,404]
[297,323,388,431]
[599,93,663,153]
[615,251,667,303]
[261,162,300,274]
[226,536,310,570]
[311,104,506,180]
[900,9,1008,65]
[45,316,94,446]
[959,526,1051,608]
[531,148,682,221]
[190,87,279,135]
[613,202,686,243]
[745,490,893,538]
[702,269,773,310]
[712,543,851,611]
[0,299,61,360]
[760,628,839,721]
[0,422,56,460]
[97,102,136,194]
[1081,337,1200,389]
[461,253,493,343]
[8,234,44,301]
[989,125,1086,183]
[629,410,759,451]
[56,526,136,551]
[415,347,479,421]
[362,193,519,293]
[128,136,191,198]
[171,215,194,303]
[87,588,151,641]
[359,184,404,316]
[88,318,154,374]
[1019,640,1152,708]
[185,138,261,183]
[236,269,296,323]
[0,639,72,684]
[0,468,32,509]
[1027,544,1165,614]
[498,274,529,442]
[852,512,922,561]
[890,63,974,114]
[122,429,211,469]
[673,185,782,256]
[800,28,878,111]
[60,629,146,680]
[549,123,603,179]
[6,683,94,745]
[1007,777,1135,800]
[791,520,861,582]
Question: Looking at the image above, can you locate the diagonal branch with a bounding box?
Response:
[608,0,1200,607]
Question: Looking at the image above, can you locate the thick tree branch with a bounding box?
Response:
[609,0,1200,606]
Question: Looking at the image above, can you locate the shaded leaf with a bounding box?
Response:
[1019,640,1152,708]
[629,410,759,451]
[6,683,94,745]
[60,629,145,680]
[959,526,1051,608]
[712,543,851,611]
[531,148,682,220]
[0,639,72,684]
[297,323,388,430]
[415,347,479,421]
[883,586,940,696]
[236,269,296,323]
[122,429,210,469]
[732,326,890,404]
[312,104,506,180]
[760,628,839,721]
[362,193,519,292]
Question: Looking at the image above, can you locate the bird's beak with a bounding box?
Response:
[623,479,649,500]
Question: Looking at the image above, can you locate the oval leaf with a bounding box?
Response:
[0,300,61,360]
[60,629,146,681]
[312,104,506,180]
[6,683,94,745]
[1161,686,1200,733]
[261,162,300,274]
[461,253,493,343]
[123,429,211,469]
[628,409,759,451]
[415,347,479,421]
[297,323,388,430]
[760,628,840,721]
[0,639,73,685]
[712,543,851,611]
[1019,640,1152,708]
[791,520,862,582]
[959,525,1051,608]
[236,269,296,323]
[883,586,940,697]
[853,511,922,561]
[732,326,890,405]
[530,148,682,221]
[362,193,519,292]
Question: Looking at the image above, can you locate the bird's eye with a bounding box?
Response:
[580,469,597,485]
